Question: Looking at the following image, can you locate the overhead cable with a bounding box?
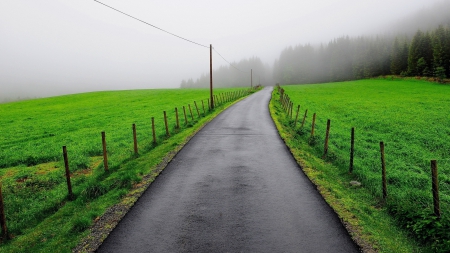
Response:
[213,48,250,73]
[94,1,253,74]
[93,0,209,48]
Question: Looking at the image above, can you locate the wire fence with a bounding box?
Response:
[0,88,258,241]
[274,85,450,251]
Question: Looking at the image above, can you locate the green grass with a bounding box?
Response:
[273,78,450,251]
[0,87,252,252]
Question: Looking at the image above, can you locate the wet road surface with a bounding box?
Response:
[97,87,359,253]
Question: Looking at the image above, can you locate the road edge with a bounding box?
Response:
[267,87,371,253]
[72,94,256,253]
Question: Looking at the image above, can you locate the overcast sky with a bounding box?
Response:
[0,0,445,100]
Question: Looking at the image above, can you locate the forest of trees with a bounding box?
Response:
[182,2,450,88]
[273,24,450,85]
[180,57,273,88]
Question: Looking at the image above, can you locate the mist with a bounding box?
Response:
[0,0,446,102]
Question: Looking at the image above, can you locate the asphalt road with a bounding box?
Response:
[97,87,359,253]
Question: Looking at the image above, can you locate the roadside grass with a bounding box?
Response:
[0,87,253,252]
[270,78,450,252]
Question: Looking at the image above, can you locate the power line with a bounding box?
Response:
[93,0,209,48]
[213,48,250,73]
[94,1,254,76]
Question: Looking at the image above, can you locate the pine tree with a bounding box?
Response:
[391,38,403,75]
[408,30,423,76]
[432,25,450,78]
[400,41,409,75]
[408,30,433,76]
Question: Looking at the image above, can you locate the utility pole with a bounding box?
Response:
[210,44,214,109]
[251,69,253,89]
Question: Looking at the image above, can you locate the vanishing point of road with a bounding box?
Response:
[97,87,360,253]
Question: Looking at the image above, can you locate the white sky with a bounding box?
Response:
[0,0,444,99]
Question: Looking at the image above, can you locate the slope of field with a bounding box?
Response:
[277,78,450,251]
[0,87,250,252]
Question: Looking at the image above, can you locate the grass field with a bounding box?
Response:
[0,87,250,252]
[275,78,450,251]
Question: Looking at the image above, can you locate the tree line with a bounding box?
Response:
[273,24,450,85]
[180,57,273,88]
[181,2,450,88]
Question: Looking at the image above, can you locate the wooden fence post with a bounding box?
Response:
[322,119,331,159]
[294,105,300,127]
[380,142,387,199]
[201,100,205,115]
[164,111,170,137]
[175,108,180,129]
[62,146,74,200]
[151,117,157,144]
[290,102,294,119]
[301,109,308,128]
[101,132,108,171]
[207,99,210,111]
[194,101,200,118]
[349,127,355,173]
[0,183,8,241]
[183,106,188,125]
[286,99,290,113]
[287,98,291,113]
[133,124,138,155]
[188,104,194,121]
[310,113,316,137]
[431,160,441,218]
[289,102,292,118]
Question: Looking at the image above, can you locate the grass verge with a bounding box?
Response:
[0,87,258,252]
[269,87,428,253]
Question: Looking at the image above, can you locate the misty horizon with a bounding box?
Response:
[1,0,448,102]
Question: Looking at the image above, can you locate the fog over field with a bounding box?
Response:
[0,0,447,102]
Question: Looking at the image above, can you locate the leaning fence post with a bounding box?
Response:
[301,109,308,128]
[0,183,8,241]
[151,117,157,144]
[349,127,355,173]
[290,102,294,119]
[183,106,188,125]
[133,124,138,155]
[101,132,109,171]
[175,108,180,129]
[322,119,331,159]
[431,160,440,218]
[201,100,205,115]
[294,105,300,127]
[310,113,316,137]
[188,104,194,121]
[380,142,387,199]
[194,101,200,118]
[164,111,170,137]
[62,146,74,200]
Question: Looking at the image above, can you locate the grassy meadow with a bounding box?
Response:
[274,78,450,251]
[0,87,250,252]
